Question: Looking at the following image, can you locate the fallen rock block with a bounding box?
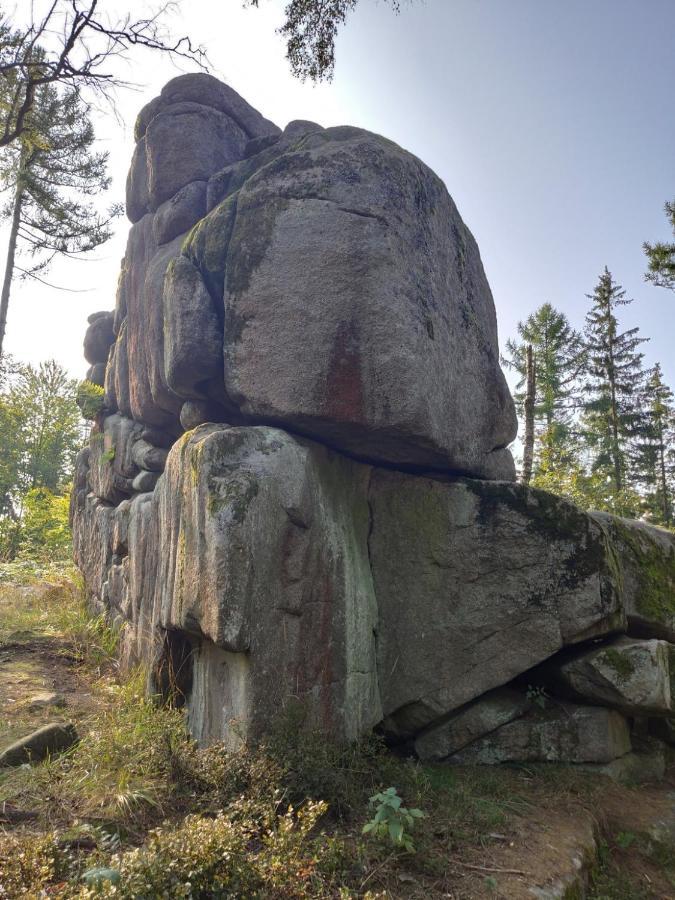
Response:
[447,704,631,765]
[0,722,79,767]
[414,688,531,761]
[370,476,626,735]
[545,636,673,716]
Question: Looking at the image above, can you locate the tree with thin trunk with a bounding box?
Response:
[0,2,205,149]
[503,303,584,479]
[521,344,535,484]
[0,77,117,355]
[634,363,675,525]
[582,268,647,512]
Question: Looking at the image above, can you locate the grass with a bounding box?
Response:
[1,568,674,898]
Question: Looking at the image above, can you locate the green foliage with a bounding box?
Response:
[506,272,675,522]
[0,358,81,559]
[644,199,675,291]
[582,268,648,508]
[245,0,402,82]
[0,74,118,282]
[362,787,425,853]
[76,379,105,421]
[18,486,71,560]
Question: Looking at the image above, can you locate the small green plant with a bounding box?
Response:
[362,787,425,853]
[615,830,637,850]
[77,379,105,420]
[526,684,549,709]
[101,444,115,464]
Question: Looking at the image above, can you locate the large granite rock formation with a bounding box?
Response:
[72,74,675,776]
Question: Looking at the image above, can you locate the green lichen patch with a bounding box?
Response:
[599,647,636,682]
[182,194,238,301]
[206,473,259,524]
[605,517,675,629]
[225,195,290,299]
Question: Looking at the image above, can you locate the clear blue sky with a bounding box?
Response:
[5,0,674,392]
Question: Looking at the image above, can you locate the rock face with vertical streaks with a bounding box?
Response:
[71,74,675,775]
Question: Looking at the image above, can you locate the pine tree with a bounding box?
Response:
[503,303,584,477]
[0,77,118,355]
[582,268,647,512]
[633,363,675,525]
[644,200,675,292]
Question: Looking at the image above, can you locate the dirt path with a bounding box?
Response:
[1,579,674,898]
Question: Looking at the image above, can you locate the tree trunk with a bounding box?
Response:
[658,430,671,524]
[0,176,24,358]
[522,343,536,485]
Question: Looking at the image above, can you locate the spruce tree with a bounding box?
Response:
[582,268,647,511]
[0,78,117,355]
[503,303,584,477]
[644,200,675,292]
[634,363,675,525]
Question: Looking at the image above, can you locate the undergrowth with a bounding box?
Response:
[1,574,673,898]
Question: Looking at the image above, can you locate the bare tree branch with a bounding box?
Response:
[0,1,207,147]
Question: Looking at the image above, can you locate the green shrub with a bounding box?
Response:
[362,787,425,852]
[76,379,105,420]
[17,485,72,561]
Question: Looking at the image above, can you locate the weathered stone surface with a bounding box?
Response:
[150,425,381,744]
[592,513,675,641]
[27,692,66,711]
[127,74,279,223]
[83,311,114,365]
[163,256,223,400]
[88,414,142,504]
[72,75,675,764]
[414,689,531,761]
[184,124,517,479]
[448,704,631,765]
[0,722,78,767]
[134,73,280,143]
[86,363,106,387]
[582,742,667,783]
[180,399,230,430]
[132,469,160,493]
[369,477,625,735]
[144,103,248,211]
[546,637,673,717]
[118,219,184,427]
[130,439,168,472]
[153,181,207,246]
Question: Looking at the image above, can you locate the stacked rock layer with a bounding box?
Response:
[72,75,675,775]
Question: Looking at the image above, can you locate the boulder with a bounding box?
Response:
[83,311,114,365]
[132,470,161,493]
[369,476,625,735]
[88,414,143,504]
[27,692,66,711]
[86,363,106,387]
[592,513,675,641]
[153,181,207,246]
[182,124,517,479]
[544,637,673,717]
[0,722,78,767]
[150,425,381,744]
[134,73,280,143]
[414,689,531,761]
[448,704,631,765]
